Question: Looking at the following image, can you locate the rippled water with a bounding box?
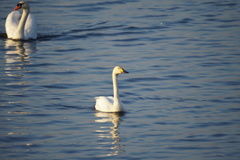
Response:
[1,0,240,159]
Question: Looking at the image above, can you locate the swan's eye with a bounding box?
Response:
[17,3,24,7]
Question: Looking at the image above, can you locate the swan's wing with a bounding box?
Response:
[5,11,21,39]
[24,13,37,39]
[95,96,114,112]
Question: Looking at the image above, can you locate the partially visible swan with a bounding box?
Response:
[95,66,129,112]
[5,1,37,40]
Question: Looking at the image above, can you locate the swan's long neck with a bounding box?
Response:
[13,9,29,40]
[112,73,120,107]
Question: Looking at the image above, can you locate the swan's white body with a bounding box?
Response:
[5,1,37,40]
[95,66,129,112]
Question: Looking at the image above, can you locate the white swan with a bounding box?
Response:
[5,1,37,40]
[95,66,129,112]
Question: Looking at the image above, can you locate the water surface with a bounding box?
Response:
[0,0,240,159]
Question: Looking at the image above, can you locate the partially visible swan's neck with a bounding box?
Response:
[112,73,120,106]
[13,9,29,40]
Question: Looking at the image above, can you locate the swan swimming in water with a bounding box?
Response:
[95,66,129,112]
[5,1,37,40]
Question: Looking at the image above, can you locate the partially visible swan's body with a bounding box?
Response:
[5,1,37,40]
[95,66,129,112]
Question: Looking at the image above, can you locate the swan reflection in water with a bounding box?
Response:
[4,39,36,76]
[94,112,125,157]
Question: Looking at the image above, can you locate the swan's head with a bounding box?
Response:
[14,1,29,11]
[113,66,129,75]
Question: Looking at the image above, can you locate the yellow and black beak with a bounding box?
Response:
[121,68,129,73]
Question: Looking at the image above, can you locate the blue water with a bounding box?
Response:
[1,0,240,159]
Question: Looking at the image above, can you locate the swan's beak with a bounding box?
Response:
[14,4,22,11]
[122,68,129,73]
[14,6,21,10]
